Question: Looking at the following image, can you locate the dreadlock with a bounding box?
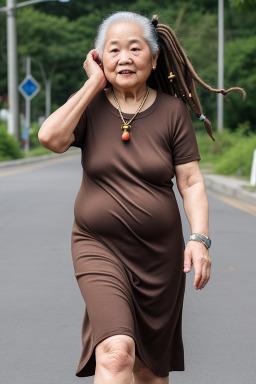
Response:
[147,15,246,141]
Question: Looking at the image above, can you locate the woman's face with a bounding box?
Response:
[102,21,157,91]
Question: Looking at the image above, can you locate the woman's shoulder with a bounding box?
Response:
[157,90,189,119]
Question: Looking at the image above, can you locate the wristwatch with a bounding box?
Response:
[189,233,211,249]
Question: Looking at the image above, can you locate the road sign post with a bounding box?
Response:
[18,56,40,152]
[250,149,256,187]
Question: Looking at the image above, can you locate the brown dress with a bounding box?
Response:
[69,88,201,377]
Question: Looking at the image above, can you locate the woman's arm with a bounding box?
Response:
[175,160,212,290]
[38,50,107,153]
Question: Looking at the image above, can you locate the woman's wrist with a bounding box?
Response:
[87,74,107,92]
[191,231,210,238]
[189,233,211,249]
[190,226,209,238]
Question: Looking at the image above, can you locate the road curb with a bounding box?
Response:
[0,148,80,169]
[203,174,256,206]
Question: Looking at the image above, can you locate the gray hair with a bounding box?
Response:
[94,11,159,61]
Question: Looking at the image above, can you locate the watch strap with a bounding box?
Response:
[189,233,211,249]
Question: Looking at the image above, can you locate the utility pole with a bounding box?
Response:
[24,57,31,152]
[0,0,71,141]
[7,0,19,138]
[218,0,224,133]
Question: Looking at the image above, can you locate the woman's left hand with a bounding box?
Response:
[183,240,211,290]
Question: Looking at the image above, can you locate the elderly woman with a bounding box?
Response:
[38,11,245,384]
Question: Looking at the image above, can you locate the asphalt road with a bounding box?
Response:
[0,153,255,384]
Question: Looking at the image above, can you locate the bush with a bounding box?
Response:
[196,129,238,163]
[29,122,42,149]
[213,135,256,178]
[196,122,256,179]
[0,124,25,161]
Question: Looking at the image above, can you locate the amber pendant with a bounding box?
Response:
[121,124,131,141]
[122,130,130,141]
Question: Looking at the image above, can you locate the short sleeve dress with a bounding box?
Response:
[69,88,201,378]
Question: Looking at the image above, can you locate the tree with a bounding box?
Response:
[224,35,256,131]
[229,0,256,11]
[17,7,90,118]
[0,3,7,105]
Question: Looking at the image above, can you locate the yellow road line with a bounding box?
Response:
[0,154,80,178]
[207,190,256,216]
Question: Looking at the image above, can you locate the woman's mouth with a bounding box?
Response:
[118,70,135,76]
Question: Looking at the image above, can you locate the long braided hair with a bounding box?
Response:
[147,15,246,141]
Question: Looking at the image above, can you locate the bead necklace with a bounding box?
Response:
[111,85,150,141]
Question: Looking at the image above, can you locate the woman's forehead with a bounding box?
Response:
[105,21,144,43]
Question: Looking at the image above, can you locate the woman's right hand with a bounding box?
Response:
[83,49,107,90]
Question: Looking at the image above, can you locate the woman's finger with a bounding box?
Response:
[183,249,192,273]
[198,261,207,289]
[193,260,202,290]
[84,50,96,64]
[200,258,211,289]
[202,258,211,289]
[91,49,99,60]
[82,50,106,85]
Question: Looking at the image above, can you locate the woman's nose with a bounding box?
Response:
[118,54,132,65]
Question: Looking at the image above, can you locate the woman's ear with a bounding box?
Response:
[152,49,160,67]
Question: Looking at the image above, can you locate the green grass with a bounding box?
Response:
[241,185,256,192]
[197,124,256,180]
[24,146,53,157]
[197,130,238,164]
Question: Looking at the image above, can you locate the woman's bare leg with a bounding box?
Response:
[133,356,169,384]
[94,334,135,384]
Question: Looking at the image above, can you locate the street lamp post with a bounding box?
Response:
[0,0,70,141]
[218,0,224,133]
[6,0,19,137]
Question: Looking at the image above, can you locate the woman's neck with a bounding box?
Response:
[112,84,148,104]
[105,84,157,114]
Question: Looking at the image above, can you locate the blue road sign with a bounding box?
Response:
[19,75,41,100]
[21,125,29,140]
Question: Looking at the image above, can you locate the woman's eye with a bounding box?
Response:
[131,48,140,51]
[111,49,119,52]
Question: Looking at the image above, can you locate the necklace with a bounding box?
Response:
[111,85,150,141]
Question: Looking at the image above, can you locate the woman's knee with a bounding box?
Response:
[95,334,135,374]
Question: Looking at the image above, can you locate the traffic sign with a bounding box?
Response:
[19,75,41,100]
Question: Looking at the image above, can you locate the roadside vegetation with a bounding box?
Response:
[197,122,256,179]
[0,0,255,179]
[0,122,50,161]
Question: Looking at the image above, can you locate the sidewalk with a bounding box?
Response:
[202,173,256,206]
[1,150,255,206]
[0,147,80,169]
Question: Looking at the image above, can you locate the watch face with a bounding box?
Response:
[206,238,211,248]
